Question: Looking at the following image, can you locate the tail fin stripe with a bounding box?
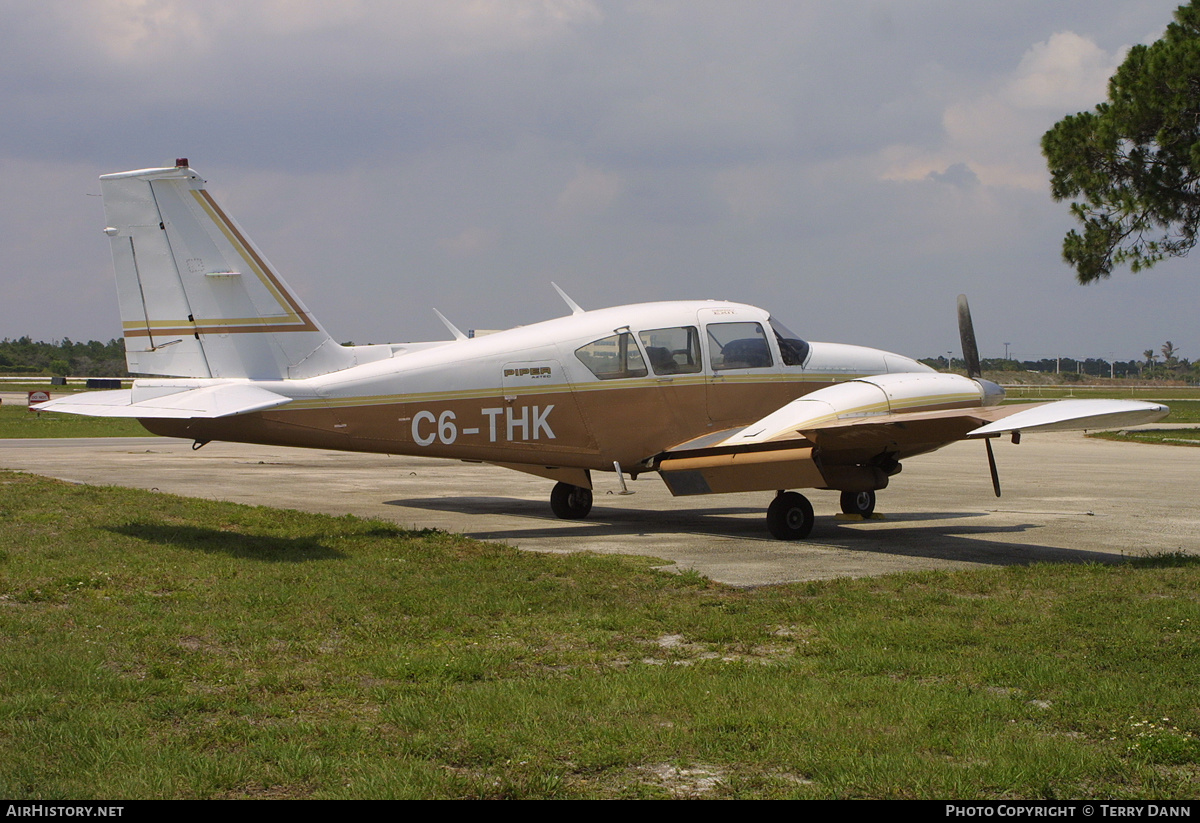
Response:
[192,189,318,332]
[118,190,321,337]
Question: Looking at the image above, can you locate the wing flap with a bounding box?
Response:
[36,384,292,419]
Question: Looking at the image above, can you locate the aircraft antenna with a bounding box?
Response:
[552,282,585,315]
[432,308,468,341]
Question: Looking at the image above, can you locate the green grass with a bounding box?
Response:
[0,404,152,438]
[1,382,97,392]
[1003,397,1200,424]
[1091,428,1200,447]
[1157,400,1200,424]
[1,472,1197,799]
[1002,385,1200,402]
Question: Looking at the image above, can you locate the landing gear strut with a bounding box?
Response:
[766,491,814,540]
[550,482,593,520]
[839,489,876,518]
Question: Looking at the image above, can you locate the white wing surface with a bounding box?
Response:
[967,399,1169,436]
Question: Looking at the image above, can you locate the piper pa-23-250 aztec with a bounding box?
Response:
[41,160,1169,540]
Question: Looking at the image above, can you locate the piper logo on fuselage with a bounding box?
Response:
[503,366,552,378]
[411,405,555,446]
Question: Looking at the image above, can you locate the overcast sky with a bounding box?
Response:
[1,0,1194,364]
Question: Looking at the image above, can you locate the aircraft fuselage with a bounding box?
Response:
[139,300,935,474]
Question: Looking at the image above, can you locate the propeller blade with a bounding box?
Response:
[985,437,1001,497]
[957,294,982,379]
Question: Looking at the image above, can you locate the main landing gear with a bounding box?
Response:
[766,491,815,540]
[766,489,878,540]
[839,489,876,518]
[550,481,593,520]
[547,478,877,541]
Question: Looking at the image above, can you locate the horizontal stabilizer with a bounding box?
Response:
[968,399,1168,436]
[36,384,292,419]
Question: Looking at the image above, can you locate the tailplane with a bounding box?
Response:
[101,160,358,379]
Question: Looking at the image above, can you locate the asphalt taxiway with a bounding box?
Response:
[1,433,1196,586]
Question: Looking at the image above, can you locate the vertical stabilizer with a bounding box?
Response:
[101,162,355,379]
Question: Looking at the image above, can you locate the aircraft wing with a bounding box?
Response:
[655,373,1168,497]
[782,399,1169,452]
[35,384,293,419]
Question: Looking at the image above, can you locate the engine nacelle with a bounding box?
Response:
[721,372,997,446]
[658,372,1003,497]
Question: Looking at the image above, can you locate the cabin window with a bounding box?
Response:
[707,322,773,370]
[769,317,811,367]
[638,326,701,375]
[574,332,648,380]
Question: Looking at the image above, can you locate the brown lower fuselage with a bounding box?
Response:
[140,376,819,470]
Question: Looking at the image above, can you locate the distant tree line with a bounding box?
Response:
[0,337,128,377]
[920,342,1197,381]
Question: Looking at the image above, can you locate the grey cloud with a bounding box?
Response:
[926,162,981,189]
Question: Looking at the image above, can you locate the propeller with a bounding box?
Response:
[957,294,981,379]
[959,294,1001,497]
[984,438,1001,498]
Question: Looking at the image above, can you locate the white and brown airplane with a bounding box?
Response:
[41,161,1169,539]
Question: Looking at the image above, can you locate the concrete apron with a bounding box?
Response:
[1,432,1197,586]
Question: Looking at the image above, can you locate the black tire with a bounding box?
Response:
[766,492,814,540]
[839,489,876,517]
[550,482,593,520]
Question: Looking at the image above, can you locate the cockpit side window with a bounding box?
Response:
[574,332,648,380]
[769,317,811,367]
[707,322,774,370]
[637,326,701,375]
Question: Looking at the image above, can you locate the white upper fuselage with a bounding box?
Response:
[295,300,928,393]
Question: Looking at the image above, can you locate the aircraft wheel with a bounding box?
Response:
[766,492,814,540]
[550,482,593,520]
[839,490,876,517]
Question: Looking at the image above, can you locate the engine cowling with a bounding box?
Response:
[720,372,1000,447]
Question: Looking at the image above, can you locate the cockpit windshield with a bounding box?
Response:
[769,317,810,367]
